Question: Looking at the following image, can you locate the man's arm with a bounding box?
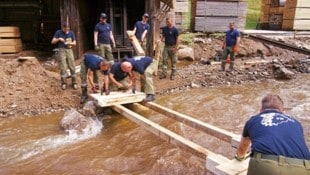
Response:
[108,73,123,88]
[87,69,95,89]
[236,136,251,159]
[94,31,98,47]
[110,31,116,48]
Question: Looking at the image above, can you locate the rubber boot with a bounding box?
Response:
[80,86,88,104]
[61,77,67,90]
[72,76,77,89]
[159,68,167,79]
[170,69,176,80]
[228,61,234,72]
[219,61,226,72]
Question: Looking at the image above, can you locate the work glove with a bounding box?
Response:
[91,87,98,93]
[95,45,100,51]
[132,85,136,94]
[104,89,110,95]
[234,154,246,161]
[233,46,238,52]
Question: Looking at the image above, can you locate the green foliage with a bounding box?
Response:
[179,33,201,46]
[246,0,262,29]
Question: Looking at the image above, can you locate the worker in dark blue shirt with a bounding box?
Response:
[94,13,116,65]
[109,62,131,91]
[132,13,150,53]
[80,54,110,104]
[159,17,179,80]
[51,23,77,90]
[220,21,240,72]
[236,94,310,175]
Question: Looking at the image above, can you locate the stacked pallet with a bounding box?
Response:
[0,26,22,54]
[175,0,189,31]
[195,0,247,32]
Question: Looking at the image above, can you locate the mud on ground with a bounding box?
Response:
[0,35,309,117]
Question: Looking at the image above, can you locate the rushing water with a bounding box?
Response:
[0,75,309,175]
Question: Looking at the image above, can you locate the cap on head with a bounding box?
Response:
[100,13,107,19]
[143,13,149,18]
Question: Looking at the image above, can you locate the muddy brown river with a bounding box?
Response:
[0,75,309,175]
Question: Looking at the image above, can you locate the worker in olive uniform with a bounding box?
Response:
[51,23,77,90]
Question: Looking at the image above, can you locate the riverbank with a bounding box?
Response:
[0,35,309,117]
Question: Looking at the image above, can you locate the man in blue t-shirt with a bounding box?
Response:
[94,13,116,65]
[235,94,310,175]
[220,21,240,72]
[120,56,157,102]
[51,23,77,90]
[108,62,131,91]
[132,13,150,53]
[80,54,110,104]
[159,17,179,80]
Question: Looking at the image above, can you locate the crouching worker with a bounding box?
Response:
[235,94,310,175]
[80,54,110,104]
[120,56,157,102]
[109,61,132,91]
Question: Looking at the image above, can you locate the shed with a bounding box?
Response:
[259,0,310,30]
[194,0,247,32]
[0,0,174,58]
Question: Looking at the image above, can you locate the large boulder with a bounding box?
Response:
[272,63,295,80]
[177,47,195,61]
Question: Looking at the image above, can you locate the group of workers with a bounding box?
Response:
[51,12,178,104]
[51,12,309,175]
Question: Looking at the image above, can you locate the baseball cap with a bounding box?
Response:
[100,13,107,19]
[143,13,149,18]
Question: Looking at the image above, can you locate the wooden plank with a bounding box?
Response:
[111,104,210,159]
[140,102,241,148]
[90,91,146,107]
[0,26,20,33]
[112,103,249,174]
[195,16,246,32]
[293,19,310,30]
[244,60,270,65]
[0,38,22,46]
[0,45,22,53]
[126,30,145,56]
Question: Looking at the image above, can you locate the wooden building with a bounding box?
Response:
[194,0,247,32]
[0,0,174,57]
[259,0,310,30]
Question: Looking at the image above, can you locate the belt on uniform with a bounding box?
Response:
[251,152,309,166]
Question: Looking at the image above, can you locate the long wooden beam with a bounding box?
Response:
[140,102,241,148]
[111,104,249,175]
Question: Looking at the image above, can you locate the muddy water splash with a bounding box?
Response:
[0,75,309,175]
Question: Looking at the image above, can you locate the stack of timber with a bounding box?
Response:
[0,26,22,54]
[282,0,310,30]
[175,0,189,31]
[259,0,310,30]
[195,0,247,32]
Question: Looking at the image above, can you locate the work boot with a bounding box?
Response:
[80,86,88,104]
[61,83,67,90]
[228,61,234,72]
[219,61,226,72]
[61,77,67,90]
[72,77,78,90]
[159,74,167,79]
[170,69,176,80]
[143,94,155,102]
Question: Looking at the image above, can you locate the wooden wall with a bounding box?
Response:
[194,0,247,32]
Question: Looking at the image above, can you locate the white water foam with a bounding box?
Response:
[0,117,103,165]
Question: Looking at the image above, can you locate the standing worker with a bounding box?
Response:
[94,13,116,65]
[120,56,157,102]
[220,21,240,72]
[159,17,179,80]
[235,94,310,175]
[80,54,110,104]
[51,23,77,90]
[132,13,150,54]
